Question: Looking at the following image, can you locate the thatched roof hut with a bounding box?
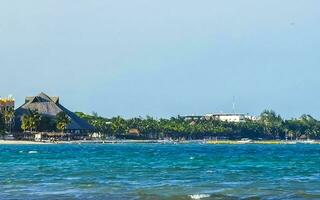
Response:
[14,92,94,133]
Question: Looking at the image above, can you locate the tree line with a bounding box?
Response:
[19,110,71,133]
[1,109,320,140]
[0,107,15,138]
[76,110,320,140]
[0,109,72,139]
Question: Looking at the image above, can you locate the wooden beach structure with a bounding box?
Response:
[14,92,94,140]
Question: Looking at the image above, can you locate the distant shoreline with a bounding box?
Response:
[1,139,320,145]
[0,140,53,145]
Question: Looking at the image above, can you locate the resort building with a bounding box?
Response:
[0,95,15,114]
[14,92,93,134]
[181,113,257,123]
[204,113,254,122]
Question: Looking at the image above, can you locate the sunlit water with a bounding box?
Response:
[0,144,320,199]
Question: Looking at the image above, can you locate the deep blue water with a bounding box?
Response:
[0,144,320,200]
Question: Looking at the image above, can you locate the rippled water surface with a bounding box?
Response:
[0,144,320,199]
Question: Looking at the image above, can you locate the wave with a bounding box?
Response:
[189,194,210,199]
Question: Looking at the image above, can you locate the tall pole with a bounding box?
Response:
[232,96,236,114]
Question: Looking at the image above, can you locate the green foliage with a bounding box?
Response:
[39,116,56,132]
[111,116,127,135]
[258,110,284,139]
[75,111,320,140]
[21,109,41,132]
[21,115,30,132]
[3,107,14,132]
[56,112,71,132]
[283,115,320,139]
[0,113,5,137]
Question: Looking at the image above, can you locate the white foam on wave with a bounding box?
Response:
[28,151,38,154]
[189,194,210,199]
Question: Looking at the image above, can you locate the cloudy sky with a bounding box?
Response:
[0,0,319,118]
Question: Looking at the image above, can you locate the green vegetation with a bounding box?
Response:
[0,113,5,138]
[76,110,320,140]
[21,110,41,132]
[20,110,71,133]
[3,107,14,133]
[56,112,71,133]
[39,115,56,132]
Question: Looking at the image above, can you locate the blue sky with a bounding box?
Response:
[0,0,319,119]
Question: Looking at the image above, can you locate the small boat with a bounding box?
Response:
[237,138,252,144]
[297,140,315,144]
[283,141,297,145]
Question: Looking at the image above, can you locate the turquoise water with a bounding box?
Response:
[0,144,320,200]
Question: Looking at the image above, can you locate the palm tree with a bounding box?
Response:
[21,115,31,132]
[111,116,126,136]
[21,110,41,132]
[259,110,284,139]
[4,107,14,133]
[0,113,6,139]
[29,110,41,132]
[56,112,71,133]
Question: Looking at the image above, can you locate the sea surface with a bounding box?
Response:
[0,144,320,200]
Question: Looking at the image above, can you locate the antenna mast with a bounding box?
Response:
[232,96,236,114]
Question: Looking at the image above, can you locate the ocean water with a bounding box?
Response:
[0,144,320,200]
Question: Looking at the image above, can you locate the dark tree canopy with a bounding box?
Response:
[56,112,71,132]
[76,111,320,140]
[0,113,5,136]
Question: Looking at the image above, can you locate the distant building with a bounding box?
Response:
[204,113,249,122]
[179,115,203,121]
[14,92,94,134]
[0,95,15,114]
[180,113,257,123]
[128,128,140,135]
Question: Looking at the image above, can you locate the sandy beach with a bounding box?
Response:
[0,140,162,145]
[0,140,51,145]
[1,139,320,145]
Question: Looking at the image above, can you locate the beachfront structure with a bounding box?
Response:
[204,113,255,122]
[0,95,15,114]
[181,113,257,123]
[14,92,93,134]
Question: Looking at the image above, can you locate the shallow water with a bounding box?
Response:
[0,144,320,199]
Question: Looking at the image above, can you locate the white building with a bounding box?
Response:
[204,113,246,122]
[181,113,257,123]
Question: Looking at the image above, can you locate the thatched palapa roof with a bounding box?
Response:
[15,92,93,131]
